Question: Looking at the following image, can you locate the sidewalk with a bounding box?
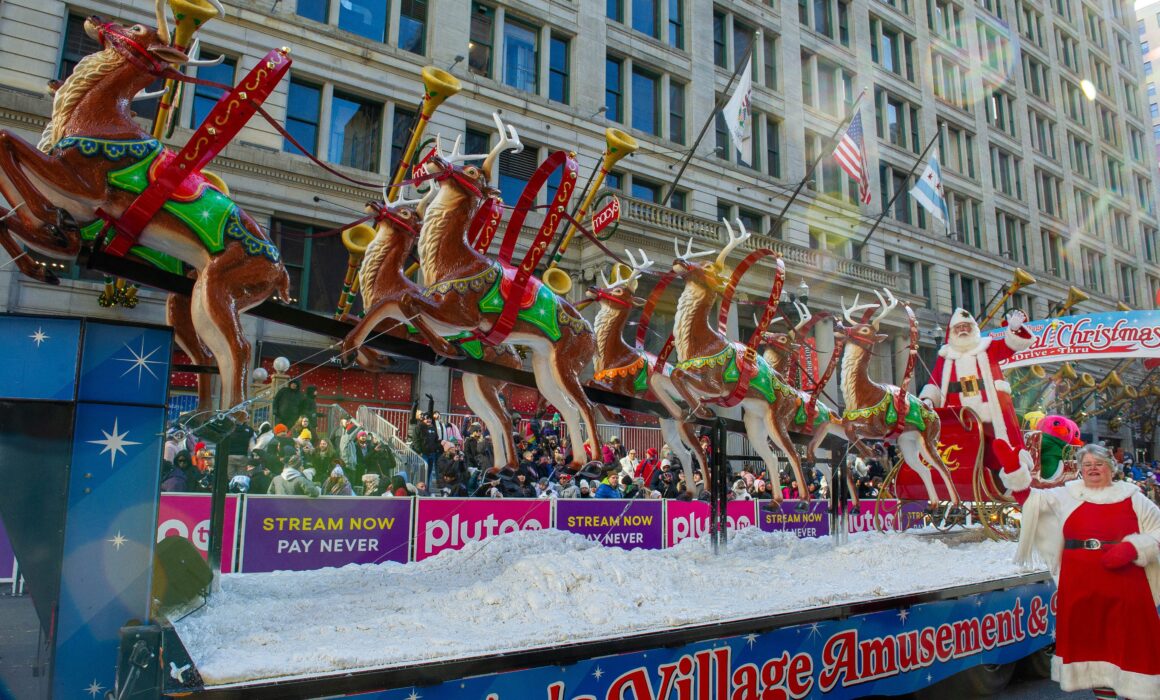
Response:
[0,594,45,700]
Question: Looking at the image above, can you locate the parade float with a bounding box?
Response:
[2,3,1159,698]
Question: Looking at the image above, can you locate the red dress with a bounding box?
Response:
[1056,498,1160,679]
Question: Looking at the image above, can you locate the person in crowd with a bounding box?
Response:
[619,448,640,481]
[268,455,321,497]
[163,429,187,465]
[431,410,461,444]
[1000,442,1160,698]
[367,440,397,480]
[161,450,199,492]
[302,385,318,429]
[324,466,354,496]
[595,472,622,499]
[578,479,593,498]
[386,473,410,497]
[558,473,579,498]
[698,435,713,462]
[348,430,374,482]
[308,438,337,474]
[609,436,626,460]
[191,441,211,473]
[437,442,468,484]
[656,467,681,499]
[464,425,493,473]
[362,473,384,497]
[628,476,649,499]
[272,378,305,428]
[535,477,557,499]
[413,414,441,484]
[246,455,273,495]
[753,479,773,500]
[414,480,430,497]
[250,422,274,453]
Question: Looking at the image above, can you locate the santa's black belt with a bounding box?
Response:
[946,381,986,398]
[1063,538,1121,550]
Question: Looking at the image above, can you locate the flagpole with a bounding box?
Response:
[660,33,758,207]
[854,128,941,255]
[770,88,867,233]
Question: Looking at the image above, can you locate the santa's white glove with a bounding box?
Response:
[1005,309,1027,332]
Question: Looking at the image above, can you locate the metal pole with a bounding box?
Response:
[855,129,940,254]
[831,446,850,546]
[770,89,868,234]
[205,419,237,589]
[712,418,729,553]
[660,35,758,208]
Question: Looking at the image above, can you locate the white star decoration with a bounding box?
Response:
[88,418,141,468]
[30,327,49,346]
[745,633,759,648]
[85,679,103,697]
[405,691,420,700]
[897,608,910,624]
[926,673,933,683]
[593,666,604,680]
[116,337,163,387]
[806,622,823,640]
[108,532,127,550]
[169,662,191,683]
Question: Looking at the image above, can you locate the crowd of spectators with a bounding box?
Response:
[158,382,1160,506]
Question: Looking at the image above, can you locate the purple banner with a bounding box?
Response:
[240,496,412,573]
[555,500,663,550]
[0,516,13,581]
[757,500,831,537]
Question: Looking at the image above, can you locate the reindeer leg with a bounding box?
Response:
[465,374,516,469]
[765,410,811,505]
[918,433,960,508]
[167,291,215,413]
[652,375,710,488]
[669,368,716,420]
[396,293,468,359]
[898,431,940,511]
[0,219,58,283]
[342,296,402,366]
[0,133,99,252]
[743,401,783,504]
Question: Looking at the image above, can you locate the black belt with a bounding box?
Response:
[1063,538,1120,550]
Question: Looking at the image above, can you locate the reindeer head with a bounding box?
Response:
[758,300,814,355]
[82,16,190,80]
[585,248,651,308]
[835,289,898,346]
[369,189,428,245]
[671,219,750,293]
[418,112,520,199]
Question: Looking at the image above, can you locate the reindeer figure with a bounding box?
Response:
[756,306,860,508]
[667,222,836,502]
[836,290,960,510]
[0,11,289,411]
[340,194,520,469]
[585,249,707,489]
[395,115,601,465]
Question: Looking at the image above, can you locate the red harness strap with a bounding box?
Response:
[475,150,577,346]
[715,253,785,408]
[634,271,678,373]
[100,48,291,256]
[468,196,504,254]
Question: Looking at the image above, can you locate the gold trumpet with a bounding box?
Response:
[981,268,1036,326]
[335,223,376,320]
[1010,364,1047,392]
[1056,363,1078,381]
[339,66,461,318]
[152,0,223,139]
[542,127,639,296]
[1052,286,1089,317]
[1109,416,1122,432]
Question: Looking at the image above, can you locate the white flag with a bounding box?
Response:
[909,153,949,222]
[721,60,753,165]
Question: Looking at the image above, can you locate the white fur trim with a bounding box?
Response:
[994,379,1012,393]
[1123,532,1160,567]
[919,383,942,406]
[1000,464,1033,492]
[1053,657,1160,697]
[1004,326,1035,353]
[1063,479,1137,504]
[939,336,992,360]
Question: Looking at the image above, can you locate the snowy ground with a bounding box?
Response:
[175,528,1045,686]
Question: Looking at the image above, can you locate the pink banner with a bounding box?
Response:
[157,494,239,573]
[847,500,903,533]
[665,501,758,547]
[414,499,552,561]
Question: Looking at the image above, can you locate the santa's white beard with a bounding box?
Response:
[949,326,980,352]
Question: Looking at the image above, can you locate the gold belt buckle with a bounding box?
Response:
[960,375,980,397]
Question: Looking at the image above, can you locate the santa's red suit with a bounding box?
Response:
[919,308,1034,460]
[1000,463,1160,698]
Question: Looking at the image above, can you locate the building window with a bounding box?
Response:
[389,107,416,177]
[950,273,986,317]
[1068,132,1094,180]
[939,122,977,178]
[549,35,570,104]
[887,255,932,306]
[713,10,727,67]
[284,79,322,157]
[1105,157,1123,196]
[1118,264,1137,304]
[608,0,623,22]
[669,81,685,144]
[996,210,1029,263]
[989,146,1022,199]
[606,56,623,122]
[499,144,539,204]
[329,91,382,172]
[803,52,857,118]
[1081,247,1106,293]
[189,54,237,130]
[1028,111,1057,159]
[633,0,659,38]
[668,0,684,48]
[878,162,925,226]
[503,17,538,93]
[338,0,388,42]
[807,130,859,201]
[733,19,755,69]
[1056,30,1080,72]
[469,4,495,77]
[398,0,428,54]
[801,0,851,47]
[762,33,778,89]
[1144,226,1160,263]
[928,0,964,48]
[947,189,983,246]
[296,0,328,23]
[631,177,661,202]
[631,66,660,135]
[766,117,782,178]
[1041,229,1071,277]
[1023,55,1050,102]
[931,52,972,111]
[271,219,347,313]
[985,87,1017,138]
[870,17,915,81]
[874,87,922,153]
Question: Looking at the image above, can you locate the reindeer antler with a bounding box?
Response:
[183,38,226,67]
[871,289,899,329]
[673,237,715,260]
[792,301,812,332]
[155,0,171,45]
[841,294,880,325]
[716,219,752,268]
[481,112,523,180]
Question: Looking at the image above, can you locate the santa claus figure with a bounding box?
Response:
[920,308,1035,469]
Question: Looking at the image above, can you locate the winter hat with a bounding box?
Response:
[195,441,206,452]
[273,424,288,436]
[755,479,766,490]
[538,477,549,486]
[302,468,316,481]
[580,480,591,489]
[660,459,671,468]
[285,454,303,470]
[330,466,345,478]
[357,430,369,439]
[551,413,561,423]
[299,429,312,440]
[441,440,454,451]
[646,447,658,457]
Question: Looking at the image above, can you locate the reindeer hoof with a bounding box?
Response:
[849,505,861,515]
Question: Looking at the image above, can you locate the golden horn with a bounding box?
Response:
[1029,364,1046,379]
[170,0,221,50]
[1074,410,1090,423]
[1116,301,1132,312]
[1101,371,1123,389]
[1079,372,1096,388]
[1123,385,1139,399]
[543,127,640,296]
[334,223,376,320]
[1055,286,1089,316]
[1108,417,1122,432]
[1058,363,1078,381]
[981,268,1036,326]
[385,67,462,204]
[1152,386,1160,397]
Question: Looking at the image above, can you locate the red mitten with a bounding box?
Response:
[1101,542,1137,569]
[994,439,1020,473]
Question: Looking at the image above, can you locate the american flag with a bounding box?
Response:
[832,112,872,204]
